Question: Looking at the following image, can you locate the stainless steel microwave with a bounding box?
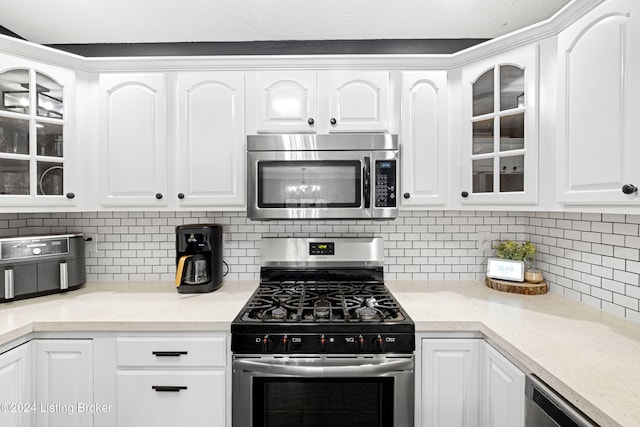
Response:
[247,134,399,220]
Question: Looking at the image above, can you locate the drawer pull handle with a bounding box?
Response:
[152,386,188,392]
[152,351,188,357]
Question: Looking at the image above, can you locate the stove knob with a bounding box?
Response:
[280,335,290,352]
[318,335,328,352]
[261,335,273,353]
[357,335,366,352]
[373,335,385,352]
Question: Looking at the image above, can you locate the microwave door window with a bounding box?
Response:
[258,161,361,208]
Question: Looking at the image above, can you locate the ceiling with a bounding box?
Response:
[2,0,571,45]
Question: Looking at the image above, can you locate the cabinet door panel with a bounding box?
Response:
[99,74,167,207]
[422,339,480,427]
[460,45,538,205]
[0,54,79,210]
[176,72,245,207]
[481,343,524,427]
[557,0,640,203]
[0,342,32,427]
[324,71,389,132]
[254,71,316,132]
[36,339,93,427]
[401,71,447,206]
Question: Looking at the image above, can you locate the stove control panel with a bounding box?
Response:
[309,242,335,256]
[234,333,414,354]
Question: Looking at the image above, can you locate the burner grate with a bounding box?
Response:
[241,280,405,323]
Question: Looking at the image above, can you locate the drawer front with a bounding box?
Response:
[116,336,227,368]
[117,371,225,427]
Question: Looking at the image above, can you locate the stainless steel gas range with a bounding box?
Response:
[231,237,414,427]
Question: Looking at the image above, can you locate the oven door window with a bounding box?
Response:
[253,377,393,427]
[258,160,361,208]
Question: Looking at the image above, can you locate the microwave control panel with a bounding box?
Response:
[375,160,397,207]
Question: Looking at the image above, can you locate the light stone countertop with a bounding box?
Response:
[1,279,639,427]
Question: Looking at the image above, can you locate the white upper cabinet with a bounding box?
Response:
[320,71,390,132]
[556,0,640,205]
[400,71,448,206]
[98,71,245,210]
[174,72,245,208]
[252,71,317,133]
[460,44,539,205]
[99,73,168,208]
[247,70,391,134]
[0,53,80,210]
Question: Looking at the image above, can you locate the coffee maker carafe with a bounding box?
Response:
[175,224,224,293]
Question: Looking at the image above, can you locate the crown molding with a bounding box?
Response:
[0,0,605,73]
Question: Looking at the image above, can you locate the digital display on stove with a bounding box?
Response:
[309,242,335,255]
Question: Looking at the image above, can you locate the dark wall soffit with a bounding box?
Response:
[45,39,488,57]
[0,25,26,40]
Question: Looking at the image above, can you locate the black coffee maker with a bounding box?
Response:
[175,224,224,293]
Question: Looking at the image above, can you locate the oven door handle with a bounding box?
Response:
[234,358,413,377]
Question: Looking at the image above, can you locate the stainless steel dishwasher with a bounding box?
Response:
[525,375,598,427]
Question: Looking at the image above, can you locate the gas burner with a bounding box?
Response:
[354,306,381,321]
[314,295,331,318]
[270,306,287,320]
[352,296,383,321]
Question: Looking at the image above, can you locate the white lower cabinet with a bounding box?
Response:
[113,334,229,427]
[116,371,225,426]
[35,339,94,427]
[0,342,33,427]
[420,338,524,427]
[481,342,525,427]
[421,338,481,427]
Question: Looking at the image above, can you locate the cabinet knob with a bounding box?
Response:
[461,191,469,198]
[330,118,337,125]
[403,193,411,199]
[155,193,163,200]
[65,192,75,199]
[177,193,185,200]
[307,118,315,126]
[622,184,638,195]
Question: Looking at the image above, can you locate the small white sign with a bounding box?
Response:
[487,258,525,282]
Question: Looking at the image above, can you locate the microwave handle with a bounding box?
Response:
[363,157,371,208]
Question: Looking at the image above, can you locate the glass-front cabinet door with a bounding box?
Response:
[0,55,77,209]
[460,45,538,205]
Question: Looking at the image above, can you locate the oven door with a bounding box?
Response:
[232,355,414,427]
[247,150,398,220]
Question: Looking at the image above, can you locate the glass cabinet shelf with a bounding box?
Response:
[470,64,526,195]
[0,67,65,198]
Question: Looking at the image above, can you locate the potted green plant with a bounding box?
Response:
[491,240,542,283]
[493,240,536,265]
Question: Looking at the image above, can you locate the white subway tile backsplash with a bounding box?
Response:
[614,247,640,261]
[613,222,639,236]
[3,210,640,324]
